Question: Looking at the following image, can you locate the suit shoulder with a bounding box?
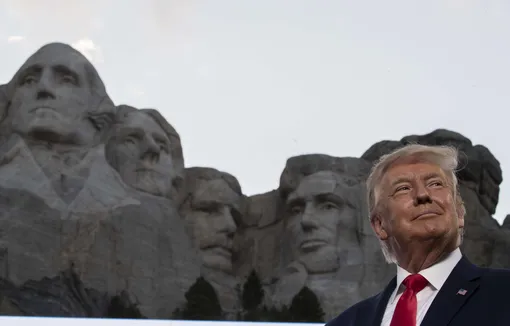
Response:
[325,295,378,326]
[480,267,510,283]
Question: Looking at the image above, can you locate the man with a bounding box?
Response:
[177,167,244,319]
[178,167,243,274]
[326,144,510,326]
[284,170,361,275]
[269,155,373,319]
[1,42,114,147]
[105,105,184,199]
[0,42,115,205]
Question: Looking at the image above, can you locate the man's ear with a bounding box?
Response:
[371,213,389,241]
[456,198,466,230]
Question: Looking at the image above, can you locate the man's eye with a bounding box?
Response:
[61,75,77,84]
[124,136,137,145]
[395,186,410,193]
[320,202,338,210]
[289,205,303,214]
[22,75,37,85]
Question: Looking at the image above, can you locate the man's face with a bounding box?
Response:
[372,161,464,252]
[184,179,241,273]
[9,46,97,144]
[285,172,357,270]
[109,111,175,197]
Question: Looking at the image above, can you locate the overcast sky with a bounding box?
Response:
[0,0,508,223]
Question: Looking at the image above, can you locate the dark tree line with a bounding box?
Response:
[173,270,325,323]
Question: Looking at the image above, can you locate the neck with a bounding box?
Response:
[395,239,457,273]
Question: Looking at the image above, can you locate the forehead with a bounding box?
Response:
[20,47,87,75]
[288,171,339,201]
[383,162,446,186]
[122,112,166,137]
[192,179,241,206]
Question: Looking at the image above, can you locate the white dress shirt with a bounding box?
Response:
[381,248,462,326]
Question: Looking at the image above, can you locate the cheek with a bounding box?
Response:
[187,213,210,236]
[57,87,88,105]
[287,214,302,233]
[158,153,174,167]
[320,210,341,232]
[117,145,140,162]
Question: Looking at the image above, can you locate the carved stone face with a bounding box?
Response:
[183,179,241,273]
[108,111,175,197]
[285,171,358,273]
[8,45,98,145]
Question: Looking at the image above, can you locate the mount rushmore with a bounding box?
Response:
[0,42,508,321]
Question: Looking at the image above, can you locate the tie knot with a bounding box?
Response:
[403,274,428,293]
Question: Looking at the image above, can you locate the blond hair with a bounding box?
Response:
[366,144,465,263]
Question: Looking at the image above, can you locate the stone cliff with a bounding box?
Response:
[0,42,507,322]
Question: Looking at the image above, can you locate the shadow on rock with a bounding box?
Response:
[0,266,145,318]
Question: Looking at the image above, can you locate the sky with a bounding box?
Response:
[0,0,508,223]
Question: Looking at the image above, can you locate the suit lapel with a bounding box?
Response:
[370,277,397,326]
[421,256,482,326]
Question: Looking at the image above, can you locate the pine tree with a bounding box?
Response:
[288,286,325,323]
[172,277,223,320]
[241,270,264,311]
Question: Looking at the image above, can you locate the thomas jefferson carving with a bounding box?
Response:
[105,105,184,199]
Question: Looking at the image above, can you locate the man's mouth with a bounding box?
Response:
[414,211,442,220]
[30,107,56,113]
[204,245,233,259]
[135,167,164,175]
[300,239,328,251]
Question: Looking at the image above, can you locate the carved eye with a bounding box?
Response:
[289,205,303,215]
[320,202,338,210]
[22,75,37,85]
[61,74,77,85]
[124,136,137,145]
[198,203,221,214]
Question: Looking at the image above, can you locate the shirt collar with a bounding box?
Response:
[388,248,462,304]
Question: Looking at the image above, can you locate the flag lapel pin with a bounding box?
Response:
[456,288,467,296]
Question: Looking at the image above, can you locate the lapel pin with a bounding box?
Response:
[457,289,467,296]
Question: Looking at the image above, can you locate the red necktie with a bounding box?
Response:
[390,274,429,326]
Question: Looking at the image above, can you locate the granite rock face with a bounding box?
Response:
[0,43,508,321]
[0,43,200,318]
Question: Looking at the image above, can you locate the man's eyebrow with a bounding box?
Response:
[53,64,80,80]
[17,64,42,81]
[120,126,144,135]
[422,172,442,181]
[390,176,411,187]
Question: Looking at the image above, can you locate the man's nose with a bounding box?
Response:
[141,138,161,163]
[35,72,56,101]
[413,184,433,206]
[300,205,318,231]
[219,206,237,236]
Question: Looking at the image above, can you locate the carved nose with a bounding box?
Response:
[300,206,318,231]
[141,139,161,163]
[220,207,237,235]
[36,74,56,100]
[36,88,55,101]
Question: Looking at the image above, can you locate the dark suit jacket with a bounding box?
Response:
[326,256,510,326]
